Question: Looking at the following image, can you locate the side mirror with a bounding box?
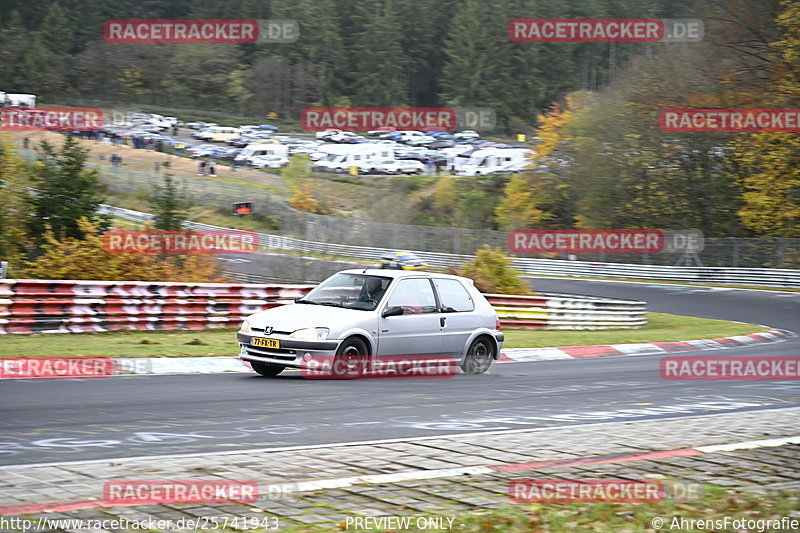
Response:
[381,306,404,318]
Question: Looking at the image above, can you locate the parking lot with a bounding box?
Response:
[93,113,533,177]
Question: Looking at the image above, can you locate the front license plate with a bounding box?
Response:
[252,337,280,349]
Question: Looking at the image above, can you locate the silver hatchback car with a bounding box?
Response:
[237,269,504,377]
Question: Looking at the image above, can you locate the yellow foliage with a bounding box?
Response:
[494,175,548,231]
[289,185,330,214]
[0,135,31,265]
[730,0,800,237]
[458,246,533,295]
[24,219,230,282]
[532,94,577,164]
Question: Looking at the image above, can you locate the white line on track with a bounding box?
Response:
[2,406,798,471]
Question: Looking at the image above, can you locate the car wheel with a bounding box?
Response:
[332,337,370,378]
[251,361,285,377]
[461,336,494,375]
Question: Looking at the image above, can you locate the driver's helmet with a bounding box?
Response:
[377,251,428,271]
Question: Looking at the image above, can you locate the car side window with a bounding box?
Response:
[433,278,475,312]
[386,278,438,315]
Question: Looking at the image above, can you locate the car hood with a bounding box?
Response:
[246,303,374,333]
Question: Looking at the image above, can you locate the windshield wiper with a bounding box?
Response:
[296,299,340,307]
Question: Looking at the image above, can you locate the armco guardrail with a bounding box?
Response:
[0,280,645,334]
[489,292,647,330]
[98,205,800,288]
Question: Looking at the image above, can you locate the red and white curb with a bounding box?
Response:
[1,329,792,377]
[498,328,794,363]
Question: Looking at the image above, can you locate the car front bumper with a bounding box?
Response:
[237,332,340,369]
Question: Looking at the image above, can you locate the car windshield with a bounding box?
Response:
[299,273,392,311]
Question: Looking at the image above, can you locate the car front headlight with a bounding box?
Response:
[240,319,252,334]
[289,327,329,341]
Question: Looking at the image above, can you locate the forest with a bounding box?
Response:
[0,0,797,245]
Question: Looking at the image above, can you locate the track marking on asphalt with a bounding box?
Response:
[2,407,798,470]
[695,435,800,453]
[1,433,798,517]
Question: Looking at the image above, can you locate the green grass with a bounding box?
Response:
[261,486,798,533]
[0,328,242,358]
[0,313,767,358]
[501,312,768,349]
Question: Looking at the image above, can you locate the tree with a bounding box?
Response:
[24,219,228,283]
[458,245,533,295]
[149,167,189,231]
[494,174,550,231]
[731,0,800,237]
[27,135,109,254]
[0,136,31,269]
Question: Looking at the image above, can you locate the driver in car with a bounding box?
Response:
[356,278,384,303]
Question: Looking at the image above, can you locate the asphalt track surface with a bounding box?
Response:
[2,279,798,467]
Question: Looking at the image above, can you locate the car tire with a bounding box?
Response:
[251,361,285,377]
[461,336,494,375]
[332,337,370,378]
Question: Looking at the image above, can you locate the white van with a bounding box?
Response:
[312,144,395,173]
[235,143,290,164]
[455,148,534,176]
[198,126,240,142]
[6,93,36,108]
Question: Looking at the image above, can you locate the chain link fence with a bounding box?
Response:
[17,148,800,269]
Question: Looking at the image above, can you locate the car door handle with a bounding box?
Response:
[440,317,446,328]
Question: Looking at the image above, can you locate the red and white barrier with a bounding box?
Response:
[0,280,647,334]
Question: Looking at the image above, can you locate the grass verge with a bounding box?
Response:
[501,312,769,349]
[0,313,768,358]
[268,486,798,532]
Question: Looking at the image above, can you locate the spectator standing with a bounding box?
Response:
[198,159,207,176]
[22,137,29,149]
[209,160,217,176]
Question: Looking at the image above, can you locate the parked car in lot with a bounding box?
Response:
[195,126,240,142]
[187,144,223,158]
[186,121,218,130]
[395,131,429,144]
[312,144,396,172]
[328,131,361,143]
[393,146,428,159]
[428,139,456,149]
[358,159,426,175]
[367,126,397,137]
[215,147,242,161]
[316,128,344,141]
[235,143,290,165]
[406,135,438,147]
[237,269,503,377]
[249,155,290,169]
[131,124,162,134]
[285,140,322,154]
[454,130,480,140]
